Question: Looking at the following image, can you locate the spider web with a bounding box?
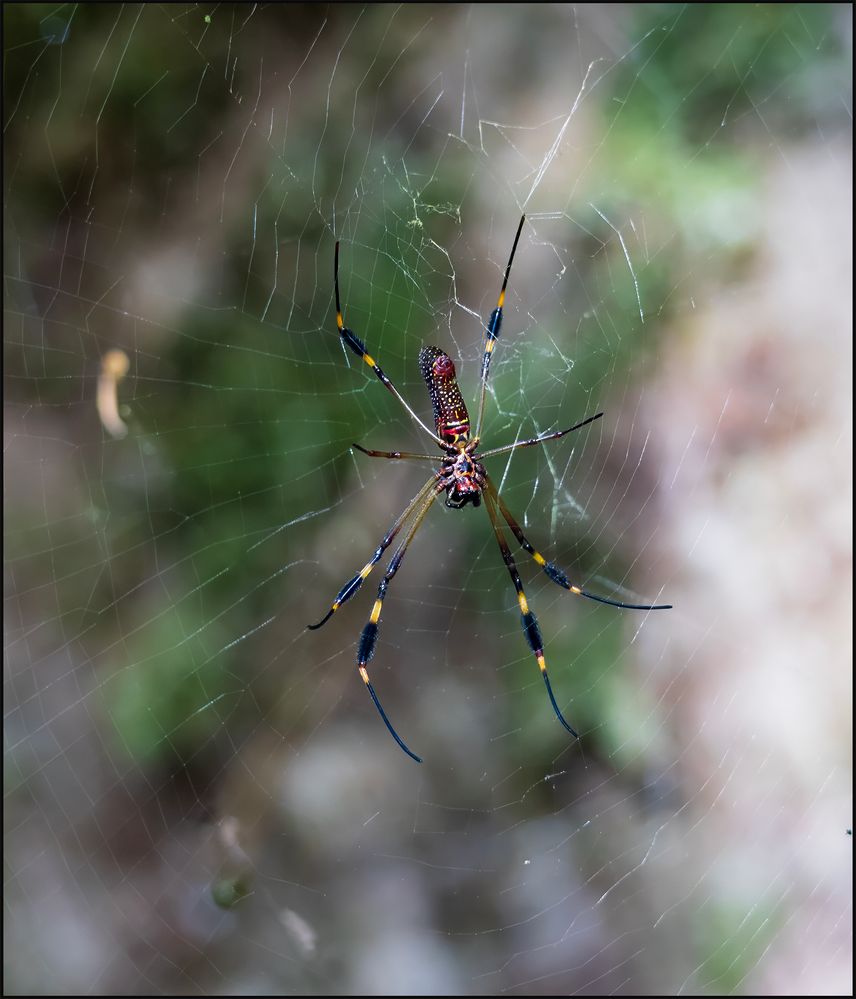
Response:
[4,4,852,995]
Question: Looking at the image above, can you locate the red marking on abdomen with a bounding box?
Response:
[440,423,470,443]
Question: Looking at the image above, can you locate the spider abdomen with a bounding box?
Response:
[419,346,471,445]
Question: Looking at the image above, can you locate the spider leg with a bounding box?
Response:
[473,215,526,442]
[352,443,439,462]
[356,483,442,762]
[478,412,604,460]
[483,485,579,739]
[335,241,445,448]
[307,475,439,630]
[485,476,672,611]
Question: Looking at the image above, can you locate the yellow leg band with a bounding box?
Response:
[370,600,383,624]
[536,654,547,673]
[359,666,370,684]
[517,592,529,614]
[533,552,546,566]
[571,585,582,595]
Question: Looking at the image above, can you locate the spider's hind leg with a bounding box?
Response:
[482,487,579,740]
[486,477,671,612]
[307,476,438,630]
[353,484,440,763]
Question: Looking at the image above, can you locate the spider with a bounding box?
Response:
[309,216,671,762]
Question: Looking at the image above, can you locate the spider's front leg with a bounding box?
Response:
[334,241,445,448]
[473,215,526,440]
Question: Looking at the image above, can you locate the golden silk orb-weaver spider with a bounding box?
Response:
[309,216,671,762]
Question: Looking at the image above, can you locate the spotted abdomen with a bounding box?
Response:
[418,346,471,445]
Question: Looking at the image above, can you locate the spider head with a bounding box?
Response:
[445,485,481,509]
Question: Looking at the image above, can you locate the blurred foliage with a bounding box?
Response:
[693,896,784,994]
[104,603,235,761]
[610,4,848,139]
[4,5,850,994]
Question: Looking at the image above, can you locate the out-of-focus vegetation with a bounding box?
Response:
[4,3,850,995]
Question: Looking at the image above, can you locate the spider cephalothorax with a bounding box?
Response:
[439,443,486,509]
[310,216,671,762]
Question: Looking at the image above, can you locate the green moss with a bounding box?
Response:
[104,602,236,763]
[692,896,784,994]
[211,874,253,909]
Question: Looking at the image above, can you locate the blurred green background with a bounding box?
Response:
[4,4,851,995]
